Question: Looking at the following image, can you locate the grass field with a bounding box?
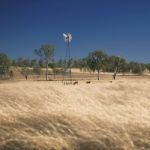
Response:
[0,77,150,150]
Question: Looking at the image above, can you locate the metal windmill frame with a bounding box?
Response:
[63,33,72,83]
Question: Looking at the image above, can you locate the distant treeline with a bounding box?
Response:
[10,53,150,75]
[0,47,150,80]
[11,57,150,73]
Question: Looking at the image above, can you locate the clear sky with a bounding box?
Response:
[0,0,150,63]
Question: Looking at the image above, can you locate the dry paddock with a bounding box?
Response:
[0,77,150,150]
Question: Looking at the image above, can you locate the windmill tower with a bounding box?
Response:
[63,33,72,83]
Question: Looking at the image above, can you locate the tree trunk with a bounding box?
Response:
[113,72,116,80]
[98,69,100,80]
[46,61,48,81]
[113,67,117,80]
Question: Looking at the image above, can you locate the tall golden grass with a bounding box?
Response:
[0,78,150,150]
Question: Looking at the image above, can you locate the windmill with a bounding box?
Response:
[63,33,72,83]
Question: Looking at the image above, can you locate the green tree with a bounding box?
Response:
[129,61,143,74]
[38,59,45,68]
[12,60,17,67]
[34,44,55,80]
[112,56,121,80]
[140,63,146,73]
[16,57,31,67]
[87,50,107,80]
[77,58,88,72]
[105,56,119,72]
[72,59,79,68]
[119,58,130,73]
[49,62,56,79]
[16,57,24,67]
[56,59,64,68]
[30,59,37,67]
[146,63,150,71]
[0,53,11,79]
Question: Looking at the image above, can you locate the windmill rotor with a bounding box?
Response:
[63,33,72,42]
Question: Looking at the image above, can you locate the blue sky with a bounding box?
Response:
[0,0,150,63]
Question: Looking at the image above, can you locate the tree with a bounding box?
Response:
[49,62,56,79]
[112,56,120,80]
[146,63,150,71]
[140,63,146,73]
[12,60,17,67]
[113,57,130,79]
[34,44,55,80]
[56,59,64,68]
[129,61,143,74]
[16,57,31,67]
[119,58,130,73]
[104,56,119,72]
[30,59,37,67]
[38,59,45,68]
[0,53,11,79]
[87,50,107,80]
[77,58,88,72]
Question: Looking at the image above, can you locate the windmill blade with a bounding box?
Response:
[63,33,67,38]
[68,33,72,42]
[63,33,68,42]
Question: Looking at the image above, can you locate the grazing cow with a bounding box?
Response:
[73,81,78,85]
[86,81,91,84]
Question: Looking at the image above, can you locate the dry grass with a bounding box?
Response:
[0,77,150,150]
